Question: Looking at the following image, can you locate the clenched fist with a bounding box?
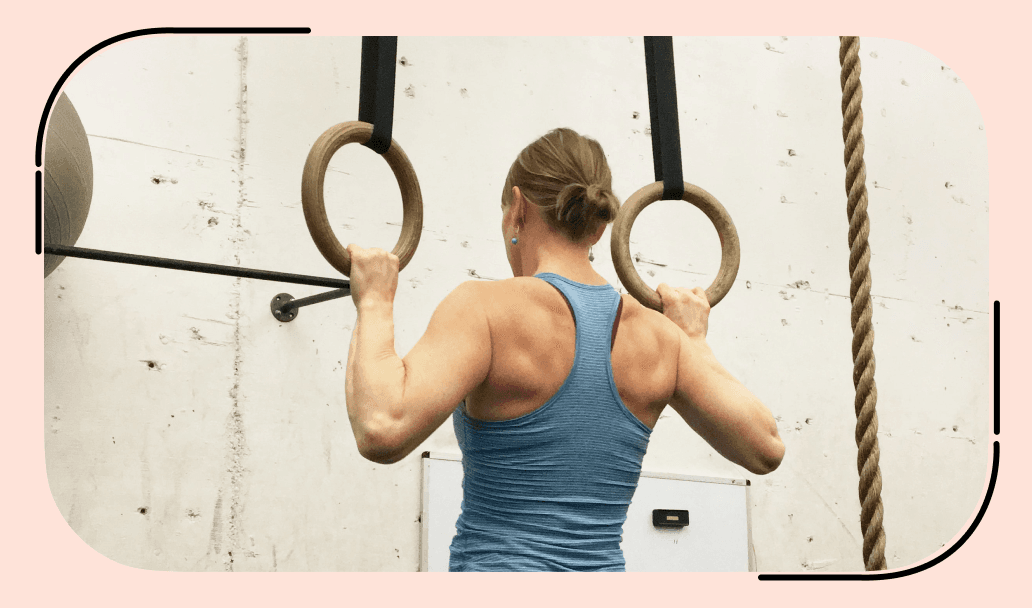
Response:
[347,244,400,310]
[657,283,710,339]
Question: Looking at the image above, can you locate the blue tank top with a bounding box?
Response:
[449,272,653,572]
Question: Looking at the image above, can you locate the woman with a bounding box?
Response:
[344,128,784,571]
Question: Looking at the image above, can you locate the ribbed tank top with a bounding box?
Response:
[449,273,653,572]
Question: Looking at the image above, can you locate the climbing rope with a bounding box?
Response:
[838,36,887,571]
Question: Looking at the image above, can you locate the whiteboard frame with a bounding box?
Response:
[419,451,755,572]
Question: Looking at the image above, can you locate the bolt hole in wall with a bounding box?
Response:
[42,36,989,572]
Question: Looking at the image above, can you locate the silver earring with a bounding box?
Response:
[589,246,594,262]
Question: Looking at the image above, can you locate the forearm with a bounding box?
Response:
[346,300,407,452]
[345,316,359,418]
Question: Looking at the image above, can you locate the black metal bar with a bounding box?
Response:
[280,288,351,312]
[358,36,398,155]
[270,287,351,322]
[45,244,350,290]
[644,36,685,201]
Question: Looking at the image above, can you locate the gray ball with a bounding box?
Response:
[44,93,93,277]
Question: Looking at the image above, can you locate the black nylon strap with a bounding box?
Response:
[644,36,684,201]
[358,36,398,155]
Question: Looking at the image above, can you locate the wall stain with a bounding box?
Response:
[209,491,223,555]
[633,253,667,267]
[467,269,498,281]
[189,326,229,348]
[140,359,164,371]
[182,314,234,327]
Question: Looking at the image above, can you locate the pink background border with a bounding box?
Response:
[6,2,1022,603]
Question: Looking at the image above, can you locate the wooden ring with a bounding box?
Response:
[301,121,423,277]
[610,181,740,311]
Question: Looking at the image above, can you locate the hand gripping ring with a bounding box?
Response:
[301,121,423,277]
[610,181,741,311]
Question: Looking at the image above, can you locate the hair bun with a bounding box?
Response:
[585,183,616,222]
[556,183,589,225]
[556,182,616,227]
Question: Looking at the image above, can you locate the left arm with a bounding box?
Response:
[345,247,491,463]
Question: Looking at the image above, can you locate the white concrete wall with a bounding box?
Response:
[44,36,991,572]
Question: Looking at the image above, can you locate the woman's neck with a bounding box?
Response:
[519,242,607,286]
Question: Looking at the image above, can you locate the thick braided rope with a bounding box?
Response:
[838,36,887,572]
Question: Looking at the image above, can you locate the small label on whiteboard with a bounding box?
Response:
[652,509,690,528]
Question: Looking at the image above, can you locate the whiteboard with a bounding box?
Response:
[420,452,753,572]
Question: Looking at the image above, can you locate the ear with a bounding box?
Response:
[511,186,526,225]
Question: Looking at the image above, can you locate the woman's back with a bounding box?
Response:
[450,273,681,571]
[465,274,679,429]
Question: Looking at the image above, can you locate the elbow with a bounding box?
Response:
[358,442,402,465]
[747,437,785,476]
[355,419,405,465]
[358,439,405,465]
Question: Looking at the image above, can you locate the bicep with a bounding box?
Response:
[392,282,492,455]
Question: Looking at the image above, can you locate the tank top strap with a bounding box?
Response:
[533,273,621,355]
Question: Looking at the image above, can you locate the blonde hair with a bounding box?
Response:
[502,128,620,242]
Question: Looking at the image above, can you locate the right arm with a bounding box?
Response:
[658,284,785,475]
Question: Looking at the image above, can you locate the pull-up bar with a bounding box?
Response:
[45,244,350,289]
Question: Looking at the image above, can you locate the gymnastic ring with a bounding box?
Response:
[301,121,423,277]
[610,181,740,311]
